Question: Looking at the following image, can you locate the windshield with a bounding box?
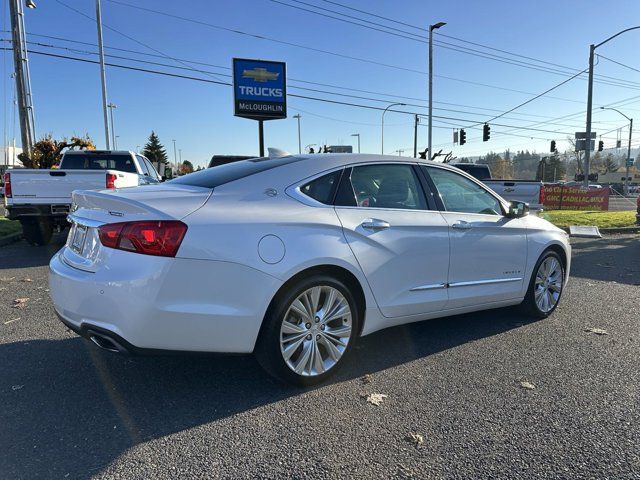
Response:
[61,154,137,173]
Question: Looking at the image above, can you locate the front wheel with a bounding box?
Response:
[255,275,360,387]
[520,250,565,318]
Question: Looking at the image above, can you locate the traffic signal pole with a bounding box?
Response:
[413,115,419,158]
[583,44,595,188]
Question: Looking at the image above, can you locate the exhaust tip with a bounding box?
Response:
[88,331,126,353]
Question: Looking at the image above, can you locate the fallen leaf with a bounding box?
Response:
[11,385,24,391]
[406,432,424,447]
[12,298,29,309]
[22,278,33,283]
[3,318,19,325]
[362,374,373,384]
[365,393,388,406]
[519,381,536,390]
[585,327,609,335]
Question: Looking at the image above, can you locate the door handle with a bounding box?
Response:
[451,220,472,230]
[361,218,390,231]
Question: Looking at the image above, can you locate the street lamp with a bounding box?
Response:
[381,102,405,154]
[351,133,361,153]
[292,114,302,154]
[172,139,177,170]
[601,106,633,195]
[25,0,36,8]
[428,22,446,161]
[583,26,640,188]
[115,135,119,150]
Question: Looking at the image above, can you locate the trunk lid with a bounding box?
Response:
[63,184,211,272]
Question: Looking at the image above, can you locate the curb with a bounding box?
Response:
[0,232,23,247]
[560,226,640,235]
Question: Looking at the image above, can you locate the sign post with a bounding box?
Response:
[233,58,287,157]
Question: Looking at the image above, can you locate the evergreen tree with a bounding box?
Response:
[141,131,169,165]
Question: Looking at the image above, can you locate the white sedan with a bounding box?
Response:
[49,154,570,386]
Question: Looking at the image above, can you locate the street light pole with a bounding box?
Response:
[381,102,405,155]
[96,0,110,149]
[172,139,177,171]
[428,22,446,161]
[600,106,633,194]
[107,102,116,149]
[583,26,640,188]
[293,114,302,154]
[351,133,360,153]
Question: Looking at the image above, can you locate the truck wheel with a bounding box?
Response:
[20,218,53,246]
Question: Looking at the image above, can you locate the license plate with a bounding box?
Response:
[71,224,88,254]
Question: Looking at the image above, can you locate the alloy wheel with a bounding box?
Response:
[280,285,352,377]
[534,256,563,313]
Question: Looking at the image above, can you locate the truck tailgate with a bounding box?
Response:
[8,170,111,204]
[484,180,542,206]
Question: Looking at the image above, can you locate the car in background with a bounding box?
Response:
[4,150,161,245]
[450,162,545,211]
[208,155,255,168]
[49,153,570,386]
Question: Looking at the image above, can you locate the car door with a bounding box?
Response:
[334,163,450,318]
[422,165,528,309]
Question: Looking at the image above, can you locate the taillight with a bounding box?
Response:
[98,221,187,257]
[106,173,117,189]
[3,172,11,198]
[539,185,545,205]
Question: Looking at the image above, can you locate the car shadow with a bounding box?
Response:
[0,232,67,270]
[570,236,640,285]
[0,307,533,478]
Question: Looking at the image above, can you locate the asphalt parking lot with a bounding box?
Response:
[1,233,639,479]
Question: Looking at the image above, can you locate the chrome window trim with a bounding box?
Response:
[448,277,523,288]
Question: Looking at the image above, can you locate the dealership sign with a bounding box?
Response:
[233,58,287,120]
[544,185,610,211]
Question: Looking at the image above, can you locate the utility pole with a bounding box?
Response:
[428,22,446,161]
[9,0,36,159]
[107,103,117,149]
[293,114,302,154]
[413,115,419,158]
[96,0,110,149]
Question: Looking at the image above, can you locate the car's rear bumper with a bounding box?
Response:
[5,203,70,220]
[49,248,282,354]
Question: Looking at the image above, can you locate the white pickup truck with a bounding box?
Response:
[449,163,545,211]
[3,150,162,245]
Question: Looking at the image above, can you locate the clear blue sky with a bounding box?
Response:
[3,0,640,167]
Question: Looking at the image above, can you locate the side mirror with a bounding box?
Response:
[507,201,529,218]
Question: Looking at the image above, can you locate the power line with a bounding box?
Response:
[598,54,640,75]
[105,0,640,92]
[269,0,640,90]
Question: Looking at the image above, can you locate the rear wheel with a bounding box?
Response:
[255,274,359,386]
[20,218,53,246]
[520,250,565,318]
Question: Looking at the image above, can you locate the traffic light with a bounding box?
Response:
[598,140,604,151]
[550,140,556,152]
[482,123,490,142]
[459,128,466,145]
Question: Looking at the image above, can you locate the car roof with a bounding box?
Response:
[63,150,134,155]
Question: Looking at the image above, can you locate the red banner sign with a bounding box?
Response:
[544,185,609,211]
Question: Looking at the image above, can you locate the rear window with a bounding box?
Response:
[452,164,491,180]
[62,154,137,173]
[169,156,302,188]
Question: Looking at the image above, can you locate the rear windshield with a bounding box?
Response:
[62,154,137,173]
[169,156,302,188]
[453,164,491,180]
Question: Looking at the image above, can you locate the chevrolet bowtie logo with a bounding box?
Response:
[242,67,279,82]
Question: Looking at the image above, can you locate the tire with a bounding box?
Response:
[520,250,565,319]
[255,274,360,387]
[20,218,53,246]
